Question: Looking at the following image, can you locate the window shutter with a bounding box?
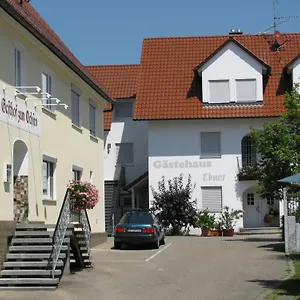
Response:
[201,187,222,213]
[72,90,80,126]
[209,80,230,103]
[42,162,48,195]
[89,103,96,135]
[236,79,256,102]
[200,132,221,157]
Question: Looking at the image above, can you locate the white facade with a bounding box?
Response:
[288,57,300,87]
[148,118,279,229]
[198,41,266,103]
[104,99,148,184]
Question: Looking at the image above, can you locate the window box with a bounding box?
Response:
[237,165,258,181]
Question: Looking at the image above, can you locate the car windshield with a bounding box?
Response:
[120,212,154,224]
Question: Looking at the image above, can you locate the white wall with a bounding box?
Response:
[201,41,264,103]
[148,118,278,228]
[104,116,148,184]
[292,58,300,87]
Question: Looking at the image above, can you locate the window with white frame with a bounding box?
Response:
[71,88,80,127]
[115,143,134,164]
[89,102,96,136]
[209,80,230,103]
[42,160,55,199]
[72,167,82,181]
[201,187,222,213]
[241,135,257,167]
[247,193,255,205]
[114,102,133,118]
[236,79,256,102]
[200,132,221,158]
[42,72,53,110]
[14,48,22,87]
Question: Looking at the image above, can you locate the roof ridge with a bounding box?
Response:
[142,32,300,41]
[87,64,140,68]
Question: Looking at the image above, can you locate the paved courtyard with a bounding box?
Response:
[0,235,288,300]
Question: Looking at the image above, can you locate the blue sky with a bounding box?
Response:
[31,0,300,66]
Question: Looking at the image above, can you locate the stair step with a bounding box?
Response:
[0,278,59,285]
[6,253,66,260]
[11,237,70,244]
[16,224,56,229]
[9,245,68,252]
[1,269,61,276]
[14,230,72,237]
[3,260,64,268]
[0,286,57,290]
[239,227,280,232]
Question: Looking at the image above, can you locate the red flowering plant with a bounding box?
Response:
[67,180,99,211]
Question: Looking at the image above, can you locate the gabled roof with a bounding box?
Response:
[285,54,300,73]
[1,0,112,103]
[134,33,300,121]
[87,64,140,130]
[195,37,271,74]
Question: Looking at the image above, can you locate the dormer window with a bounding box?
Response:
[114,102,133,119]
[209,80,230,103]
[195,38,270,105]
[236,79,256,102]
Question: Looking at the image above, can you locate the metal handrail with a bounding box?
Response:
[80,209,92,259]
[49,189,71,278]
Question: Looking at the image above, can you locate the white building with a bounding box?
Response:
[88,65,149,233]
[95,31,300,231]
[0,0,111,251]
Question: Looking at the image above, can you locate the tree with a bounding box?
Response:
[250,84,300,200]
[150,174,197,235]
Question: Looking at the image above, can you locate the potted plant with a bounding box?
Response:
[220,206,243,236]
[196,209,215,236]
[68,180,99,211]
[214,221,223,236]
[264,207,279,225]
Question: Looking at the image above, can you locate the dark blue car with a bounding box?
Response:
[114,210,165,249]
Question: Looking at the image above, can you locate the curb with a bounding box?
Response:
[256,255,295,300]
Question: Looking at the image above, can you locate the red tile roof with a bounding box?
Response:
[134,33,300,120]
[1,0,112,103]
[87,65,140,130]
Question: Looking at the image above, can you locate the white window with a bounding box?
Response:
[72,168,82,181]
[14,48,22,87]
[209,80,230,103]
[116,143,134,164]
[89,102,96,136]
[71,89,80,127]
[43,161,55,199]
[42,72,53,110]
[115,102,133,118]
[200,132,221,158]
[267,197,274,205]
[236,79,256,102]
[201,187,222,213]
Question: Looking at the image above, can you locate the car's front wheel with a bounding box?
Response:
[114,241,122,250]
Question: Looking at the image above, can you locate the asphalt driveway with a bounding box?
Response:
[0,235,288,300]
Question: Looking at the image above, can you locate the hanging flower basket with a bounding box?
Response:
[68,180,99,211]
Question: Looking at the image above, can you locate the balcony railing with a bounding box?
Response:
[236,157,259,181]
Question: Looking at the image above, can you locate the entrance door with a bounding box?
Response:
[13,140,29,223]
[243,191,280,228]
[243,192,260,228]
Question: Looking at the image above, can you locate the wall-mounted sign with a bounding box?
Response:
[153,160,212,169]
[203,173,226,182]
[0,95,40,136]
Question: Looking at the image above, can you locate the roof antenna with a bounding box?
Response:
[259,0,300,34]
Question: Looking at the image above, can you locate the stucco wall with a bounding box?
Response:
[104,117,148,184]
[201,41,264,103]
[0,8,107,232]
[148,118,278,228]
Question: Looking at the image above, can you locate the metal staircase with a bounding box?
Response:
[0,189,93,290]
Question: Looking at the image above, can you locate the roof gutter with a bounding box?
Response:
[0,2,113,104]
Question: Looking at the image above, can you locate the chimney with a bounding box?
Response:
[229,29,243,35]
